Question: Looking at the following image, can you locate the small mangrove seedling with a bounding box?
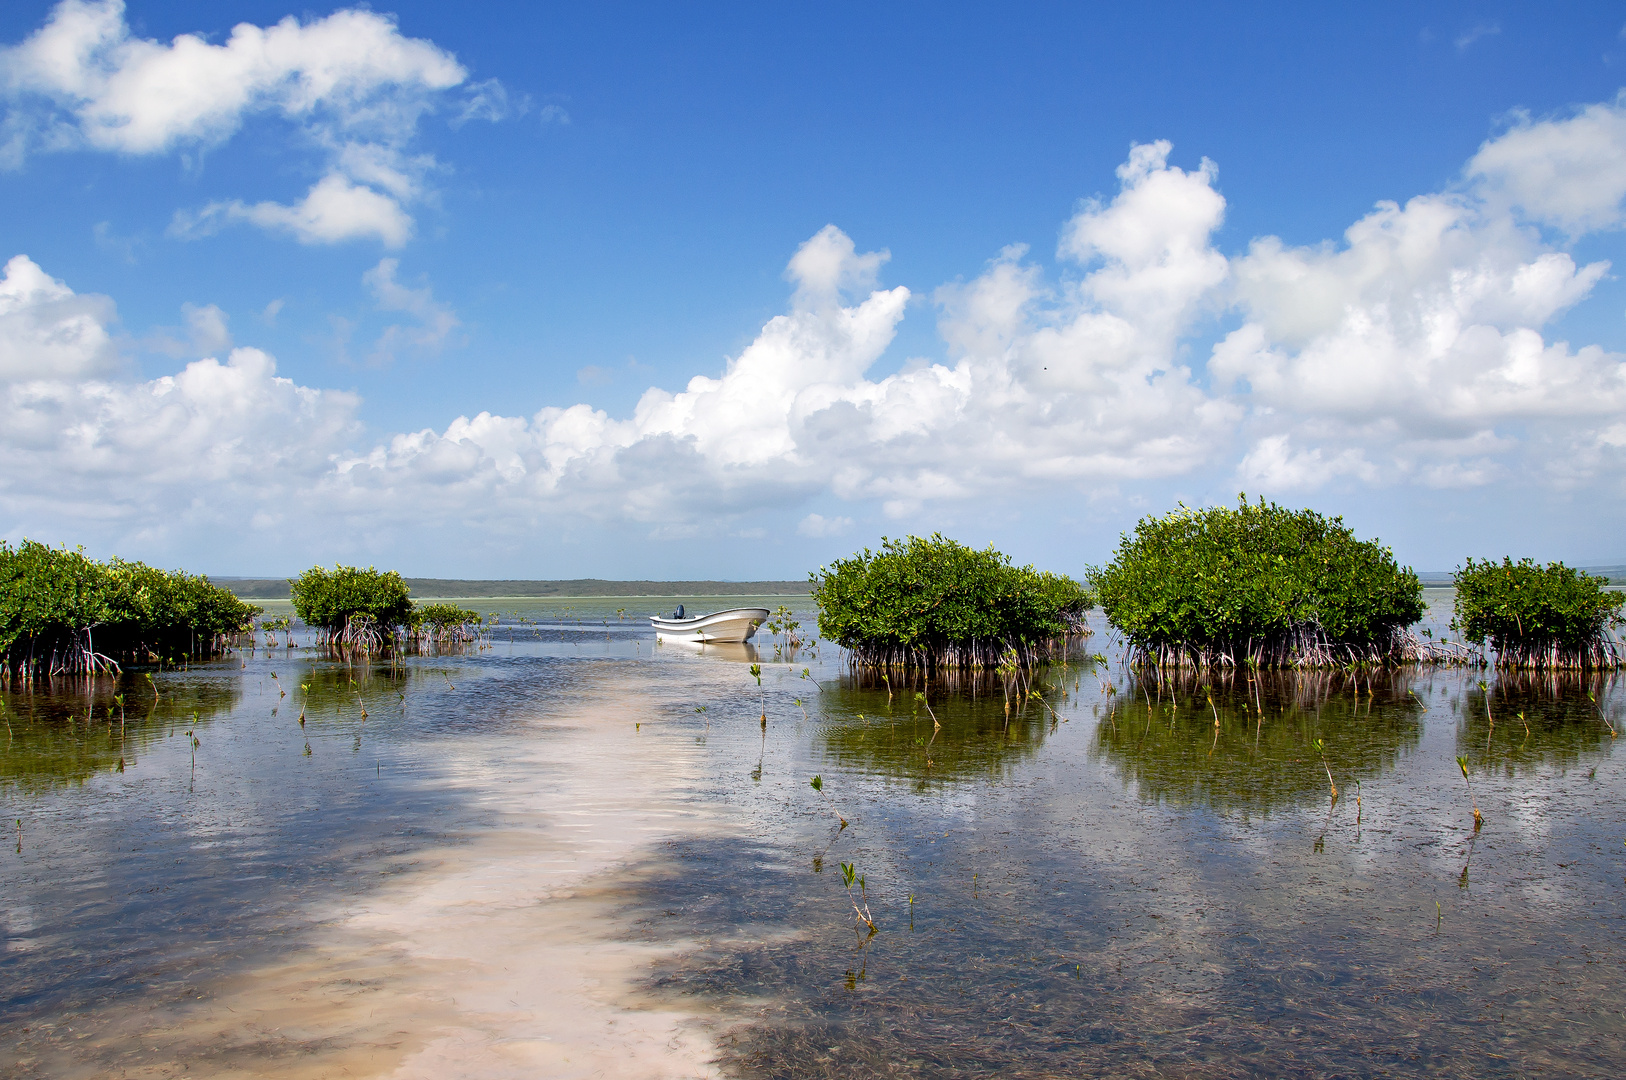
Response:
[794,697,809,722]
[750,663,765,726]
[1586,690,1617,738]
[1456,755,1483,829]
[809,775,848,828]
[839,861,876,932]
[185,720,200,783]
[908,893,915,930]
[1312,738,1338,801]
[915,691,938,728]
[1517,710,1530,737]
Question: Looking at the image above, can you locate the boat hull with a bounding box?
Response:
[649,607,770,644]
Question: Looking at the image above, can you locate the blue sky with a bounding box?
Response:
[3,1,1626,578]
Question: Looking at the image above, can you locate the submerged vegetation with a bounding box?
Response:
[0,540,259,678]
[1090,497,1426,669]
[1452,558,1624,669]
[811,534,1090,669]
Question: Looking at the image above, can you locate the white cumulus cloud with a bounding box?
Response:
[1467,94,1626,233]
[4,97,1626,567]
[0,256,359,544]
[1214,99,1626,492]
[1,1,487,244]
[0,253,118,381]
[170,173,416,248]
[797,513,853,538]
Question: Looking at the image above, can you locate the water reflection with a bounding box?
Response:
[658,640,761,663]
[1456,670,1621,770]
[1092,668,1423,815]
[1,673,241,790]
[8,628,1626,1079]
[813,665,1087,786]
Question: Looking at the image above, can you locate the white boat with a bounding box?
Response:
[649,606,770,644]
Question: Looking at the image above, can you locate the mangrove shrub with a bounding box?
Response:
[0,540,259,676]
[1452,558,1624,668]
[1089,498,1424,668]
[810,533,1091,668]
[289,565,413,648]
[409,602,482,642]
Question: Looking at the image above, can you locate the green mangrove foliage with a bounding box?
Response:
[0,540,258,677]
[810,534,1091,668]
[1452,558,1624,669]
[409,602,483,643]
[289,565,413,650]
[1090,498,1426,668]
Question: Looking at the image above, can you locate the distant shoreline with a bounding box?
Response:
[217,567,1626,599]
[215,577,813,600]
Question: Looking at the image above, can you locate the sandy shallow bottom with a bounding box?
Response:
[25,674,730,1079]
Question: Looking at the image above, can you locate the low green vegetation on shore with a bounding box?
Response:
[0,540,259,677]
[1090,497,1425,669]
[811,533,1090,669]
[221,576,812,600]
[1453,558,1624,669]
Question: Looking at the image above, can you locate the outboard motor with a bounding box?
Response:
[672,604,686,619]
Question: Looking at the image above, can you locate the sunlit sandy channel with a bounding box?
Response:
[36,672,732,1079]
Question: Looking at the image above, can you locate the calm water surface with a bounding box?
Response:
[2,594,1623,1078]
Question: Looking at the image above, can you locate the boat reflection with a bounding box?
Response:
[656,639,761,663]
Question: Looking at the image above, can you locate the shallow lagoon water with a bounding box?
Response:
[3,595,1624,1077]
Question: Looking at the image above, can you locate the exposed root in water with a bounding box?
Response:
[1124,624,1482,671]
[844,631,1090,672]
